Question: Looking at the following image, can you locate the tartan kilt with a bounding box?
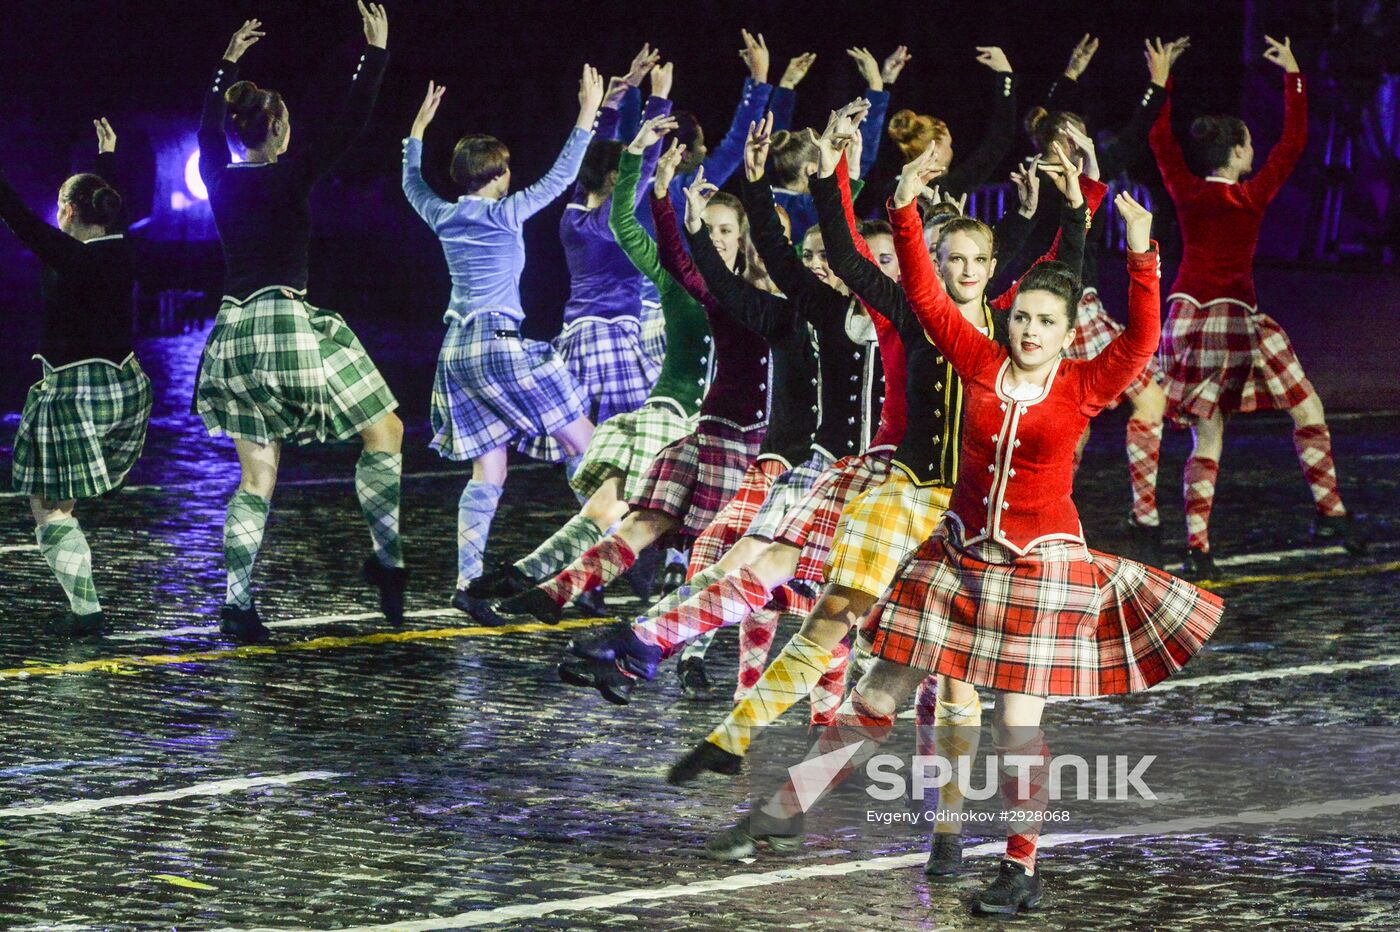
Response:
[1160,294,1315,427]
[431,310,587,463]
[745,450,835,541]
[860,518,1226,697]
[629,417,764,539]
[519,317,659,462]
[688,456,789,575]
[640,299,667,370]
[775,448,894,585]
[570,400,693,501]
[195,288,398,446]
[824,465,951,596]
[12,354,152,500]
[1068,289,1160,410]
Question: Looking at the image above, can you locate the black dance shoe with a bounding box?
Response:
[466,561,536,599]
[703,811,805,861]
[1182,547,1218,582]
[1126,516,1164,569]
[1311,513,1367,555]
[50,609,105,639]
[492,588,563,625]
[973,859,1043,914]
[564,621,660,679]
[219,602,270,644]
[619,544,665,601]
[362,557,409,626]
[667,738,744,785]
[556,652,639,704]
[659,558,686,597]
[571,587,608,618]
[923,832,963,878]
[677,655,716,700]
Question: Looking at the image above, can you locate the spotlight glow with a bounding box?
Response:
[185,151,208,200]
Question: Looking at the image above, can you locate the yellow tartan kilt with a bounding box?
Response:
[824,466,952,597]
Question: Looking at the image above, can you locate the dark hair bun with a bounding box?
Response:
[1024,105,1049,136]
[225,80,263,116]
[90,186,123,228]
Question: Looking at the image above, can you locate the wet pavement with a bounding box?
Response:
[1,328,1398,930]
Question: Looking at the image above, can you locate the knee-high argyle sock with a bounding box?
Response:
[36,517,101,615]
[224,489,270,609]
[355,450,404,568]
[998,727,1050,872]
[632,565,771,656]
[1125,418,1163,527]
[538,537,636,607]
[707,631,835,756]
[457,480,503,588]
[807,640,851,727]
[1293,424,1346,517]
[513,514,604,582]
[733,609,783,702]
[933,690,982,835]
[1183,456,1219,552]
[761,689,897,820]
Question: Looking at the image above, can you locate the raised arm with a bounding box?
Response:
[697,31,775,187]
[653,186,711,307]
[1080,193,1161,406]
[496,65,602,225]
[687,224,794,337]
[633,92,675,209]
[199,19,263,199]
[1097,37,1183,179]
[0,166,82,271]
[889,146,1002,377]
[402,81,455,228]
[300,4,390,185]
[1245,37,1307,204]
[938,48,1017,197]
[812,154,909,326]
[609,148,663,284]
[1148,74,1199,203]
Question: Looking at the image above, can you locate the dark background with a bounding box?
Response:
[1,0,1394,417]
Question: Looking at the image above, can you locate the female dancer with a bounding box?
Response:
[457,119,712,613]
[403,61,605,600]
[1150,35,1362,576]
[520,48,671,465]
[195,9,405,643]
[761,151,1223,915]
[997,36,1187,566]
[2,119,149,637]
[475,152,771,628]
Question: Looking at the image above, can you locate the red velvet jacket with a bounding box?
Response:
[889,199,1161,553]
[1150,73,1306,308]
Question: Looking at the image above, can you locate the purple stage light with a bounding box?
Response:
[185,151,208,201]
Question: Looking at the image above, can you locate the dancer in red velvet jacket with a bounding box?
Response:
[1150,35,1363,576]
[720,143,1225,917]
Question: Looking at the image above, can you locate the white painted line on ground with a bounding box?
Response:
[1212,538,1397,568]
[0,544,38,554]
[104,607,466,642]
[0,770,341,819]
[214,793,1400,931]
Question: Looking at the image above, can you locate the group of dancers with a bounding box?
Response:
[0,6,1367,914]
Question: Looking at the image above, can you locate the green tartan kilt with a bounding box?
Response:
[194,287,398,445]
[570,400,693,502]
[11,353,153,500]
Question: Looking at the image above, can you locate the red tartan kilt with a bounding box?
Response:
[860,519,1225,697]
[1067,290,1160,412]
[1159,295,1315,426]
[629,417,763,539]
[687,457,787,576]
[774,449,894,585]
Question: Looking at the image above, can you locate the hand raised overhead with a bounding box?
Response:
[223,18,265,63]
[357,2,388,49]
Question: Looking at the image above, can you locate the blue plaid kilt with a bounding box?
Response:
[745,449,835,540]
[520,316,658,461]
[431,310,588,463]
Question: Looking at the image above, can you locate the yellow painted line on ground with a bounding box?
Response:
[1198,559,1400,590]
[0,617,612,680]
[2,562,1397,682]
[152,874,217,891]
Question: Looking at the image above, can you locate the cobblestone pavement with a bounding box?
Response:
[0,331,1397,930]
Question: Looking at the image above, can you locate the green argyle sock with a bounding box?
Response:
[356,450,404,569]
[225,489,270,609]
[36,517,101,615]
[513,513,605,582]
